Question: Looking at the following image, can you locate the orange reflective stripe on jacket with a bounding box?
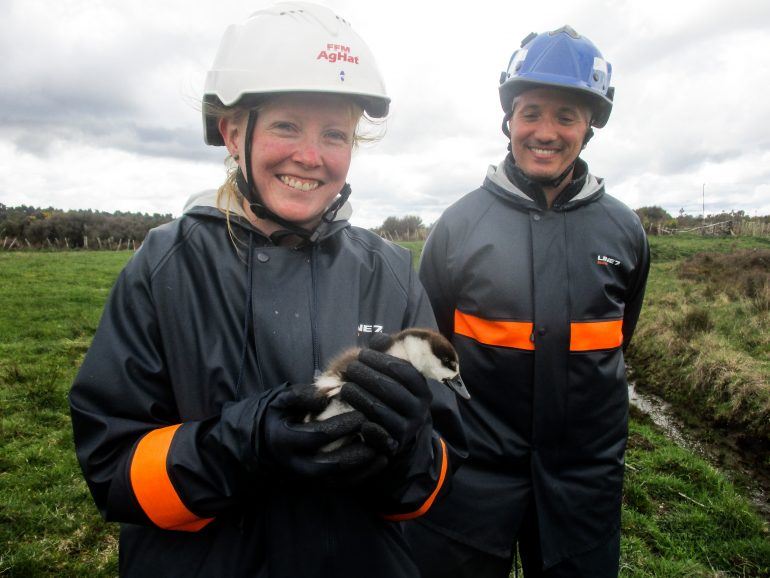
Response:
[455,310,622,352]
[454,310,535,351]
[382,438,448,522]
[130,424,214,532]
[570,319,623,351]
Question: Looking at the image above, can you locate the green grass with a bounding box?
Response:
[0,251,130,577]
[620,407,770,577]
[396,240,425,270]
[647,234,770,262]
[627,239,770,450]
[2,248,769,576]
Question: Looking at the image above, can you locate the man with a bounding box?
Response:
[407,26,649,577]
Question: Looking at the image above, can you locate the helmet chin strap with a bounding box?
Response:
[237,109,352,243]
[533,161,576,189]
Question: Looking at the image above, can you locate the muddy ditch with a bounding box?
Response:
[628,381,770,522]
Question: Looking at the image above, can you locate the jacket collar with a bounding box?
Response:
[484,157,605,212]
[181,189,352,243]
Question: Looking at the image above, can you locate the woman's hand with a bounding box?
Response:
[258,384,386,481]
[339,349,433,457]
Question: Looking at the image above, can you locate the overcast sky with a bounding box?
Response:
[2,0,769,229]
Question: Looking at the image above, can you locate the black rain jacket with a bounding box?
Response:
[416,159,649,568]
[70,192,466,577]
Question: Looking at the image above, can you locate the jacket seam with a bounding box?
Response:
[431,191,499,320]
[147,217,206,283]
[596,197,642,247]
[449,188,500,251]
[342,229,411,299]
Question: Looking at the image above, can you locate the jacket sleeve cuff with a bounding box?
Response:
[129,424,215,532]
[380,435,449,521]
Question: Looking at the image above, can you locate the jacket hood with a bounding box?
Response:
[484,159,605,211]
[181,188,353,242]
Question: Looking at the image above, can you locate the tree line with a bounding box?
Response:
[634,206,770,236]
[375,209,770,241]
[371,214,428,241]
[0,204,173,250]
[0,204,432,250]
[2,204,767,251]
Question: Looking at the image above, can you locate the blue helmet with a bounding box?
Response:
[499,25,614,128]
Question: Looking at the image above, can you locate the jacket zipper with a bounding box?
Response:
[235,232,263,398]
[310,244,321,377]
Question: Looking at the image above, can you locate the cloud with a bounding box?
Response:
[0,139,225,216]
[604,148,770,218]
[0,0,222,160]
[2,0,770,226]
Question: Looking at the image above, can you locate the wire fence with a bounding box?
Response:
[647,220,770,237]
[1,236,141,251]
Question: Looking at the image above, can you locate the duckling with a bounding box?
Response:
[310,328,470,428]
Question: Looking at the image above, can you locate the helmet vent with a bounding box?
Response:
[521,32,537,47]
[550,25,580,39]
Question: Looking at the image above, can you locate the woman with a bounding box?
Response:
[69,3,465,577]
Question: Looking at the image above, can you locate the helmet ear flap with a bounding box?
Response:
[501,112,512,139]
[582,127,595,149]
[203,94,226,146]
[501,112,513,153]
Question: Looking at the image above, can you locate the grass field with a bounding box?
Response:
[628,235,770,458]
[0,252,129,576]
[1,244,769,576]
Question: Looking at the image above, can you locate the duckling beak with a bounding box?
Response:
[443,374,471,400]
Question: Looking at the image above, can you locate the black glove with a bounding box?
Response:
[340,348,433,457]
[258,384,386,480]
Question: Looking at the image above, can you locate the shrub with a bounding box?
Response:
[674,308,714,339]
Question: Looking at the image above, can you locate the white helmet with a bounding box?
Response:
[203,2,390,145]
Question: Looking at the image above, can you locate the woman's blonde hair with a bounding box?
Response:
[206,94,385,249]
